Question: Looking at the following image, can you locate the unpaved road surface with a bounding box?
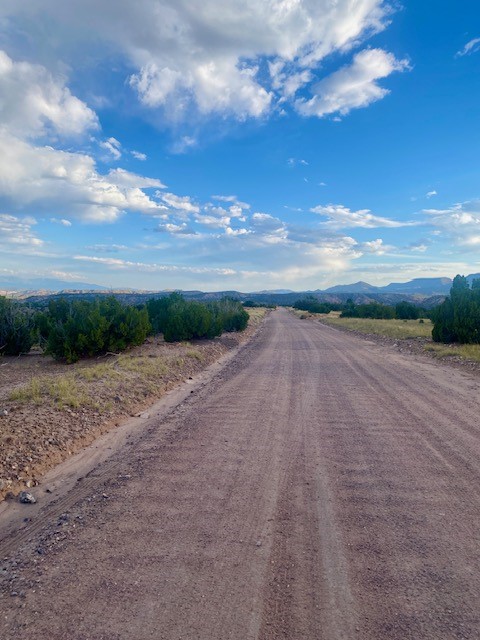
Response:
[1,308,480,639]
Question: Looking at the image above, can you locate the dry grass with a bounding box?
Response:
[246,307,269,325]
[7,310,267,412]
[185,349,203,361]
[9,375,90,409]
[319,313,480,364]
[320,316,433,340]
[424,343,480,362]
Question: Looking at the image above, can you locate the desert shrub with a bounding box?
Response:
[341,302,395,319]
[293,297,341,314]
[432,275,480,344]
[147,294,248,342]
[0,297,36,355]
[44,297,151,363]
[395,301,420,320]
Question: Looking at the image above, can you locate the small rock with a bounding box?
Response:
[19,491,36,504]
[0,408,8,417]
[256,540,262,547]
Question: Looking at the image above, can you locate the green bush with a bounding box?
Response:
[432,275,480,344]
[395,301,420,320]
[293,297,341,314]
[43,297,151,363]
[0,297,36,355]
[147,294,248,342]
[341,302,395,319]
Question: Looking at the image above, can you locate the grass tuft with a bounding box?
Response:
[186,349,203,361]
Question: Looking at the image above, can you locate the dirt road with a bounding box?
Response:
[1,308,480,639]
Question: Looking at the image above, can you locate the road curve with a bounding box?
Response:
[1,308,480,639]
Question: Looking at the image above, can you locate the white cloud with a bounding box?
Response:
[85,244,128,253]
[158,192,200,214]
[424,201,480,248]
[426,190,437,198]
[288,158,309,167]
[358,238,394,255]
[0,214,44,249]
[408,242,428,253]
[296,49,409,118]
[0,50,98,139]
[170,136,197,154]
[3,1,393,121]
[50,218,72,227]
[211,195,250,210]
[155,222,196,235]
[311,203,417,228]
[100,137,122,160]
[0,132,167,223]
[131,150,147,161]
[107,168,165,189]
[74,255,237,276]
[456,38,480,57]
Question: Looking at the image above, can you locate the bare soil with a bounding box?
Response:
[0,311,266,501]
[1,309,480,639]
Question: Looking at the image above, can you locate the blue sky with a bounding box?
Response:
[0,0,479,291]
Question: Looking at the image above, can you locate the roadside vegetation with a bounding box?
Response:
[0,293,250,362]
[320,315,433,340]
[295,275,480,365]
[431,275,480,344]
[0,306,268,499]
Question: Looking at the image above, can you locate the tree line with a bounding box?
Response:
[0,294,249,362]
[293,297,425,320]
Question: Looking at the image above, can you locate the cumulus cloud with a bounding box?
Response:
[2,1,394,121]
[358,238,394,255]
[424,201,480,247]
[311,203,416,228]
[296,49,409,118]
[158,192,200,214]
[0,132,167,223]
[0,214,43,249]
[0,50,98,139]
[426,190,437,198]
[456,38,480,57]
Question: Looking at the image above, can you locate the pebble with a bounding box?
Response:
[19,491,36,504]
[0,408,8,416]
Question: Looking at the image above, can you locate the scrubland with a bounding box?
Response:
[0,307,268,500]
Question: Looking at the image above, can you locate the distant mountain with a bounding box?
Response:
[381,277,452,295]
[324,281,380,294]
[0,276,105,292]
[325,277,453,296]
[467,273,480,286]
[251,289,295,295]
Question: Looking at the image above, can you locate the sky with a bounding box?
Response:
[0,0,480,292]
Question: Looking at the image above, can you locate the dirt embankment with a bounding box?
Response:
[0,309,268,501]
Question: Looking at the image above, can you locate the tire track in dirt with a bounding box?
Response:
[1,309,480,639]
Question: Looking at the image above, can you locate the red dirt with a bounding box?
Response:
[1,308,479,639]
